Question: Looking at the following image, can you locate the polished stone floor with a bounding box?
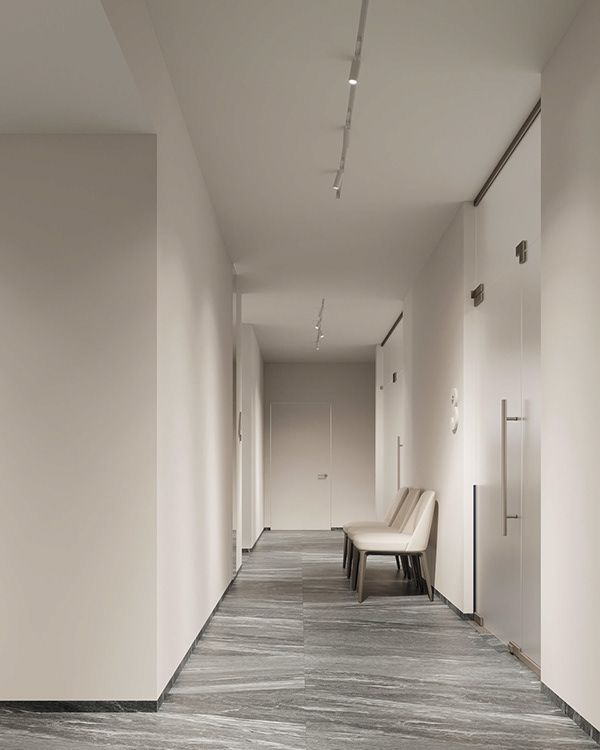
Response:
[0,531,596,749]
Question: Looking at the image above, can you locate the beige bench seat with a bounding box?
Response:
[350,490,436,603]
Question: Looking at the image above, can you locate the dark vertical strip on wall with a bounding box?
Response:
[473,485,478,614]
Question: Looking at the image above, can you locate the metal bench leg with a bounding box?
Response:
[420,553,434,602]
[351,547,360,590]
[412,555,423,593]
[357,551,368,603]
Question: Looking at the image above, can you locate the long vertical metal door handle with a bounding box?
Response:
[501,399,508,536]
[501,398,522,536]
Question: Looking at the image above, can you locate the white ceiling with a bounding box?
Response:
[148,0,582,361]
[0,1,582,361]
[0,0,149,133]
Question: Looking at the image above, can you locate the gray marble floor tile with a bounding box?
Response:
[0,530,595,749]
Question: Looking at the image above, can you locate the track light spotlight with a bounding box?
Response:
[348,57,359,85]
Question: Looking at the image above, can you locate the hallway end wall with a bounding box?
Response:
[264,363,376,528]
[541,0,600,732]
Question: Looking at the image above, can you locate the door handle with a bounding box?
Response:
[317,474,328,480]
[501,399,522,536]
[396,436,404,490]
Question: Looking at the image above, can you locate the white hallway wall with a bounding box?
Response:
[264,363,376,528]
[241,324,264,550]
[377,205,474,612]
[378,320,405,511]
[541,0,600,731]
[103,0,234,697]
[233,287,243,571]
[1,0,247,698]
[0,135,158,700]
[379,113,543,619]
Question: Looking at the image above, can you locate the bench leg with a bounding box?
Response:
[412,555,423,593]
[342,533,348,569]
[395,555,401,571]
[346,542,354,578]
[401,554,411,579]
[351,547,360,590]
[357,551,368,603]
[420,553,434,602]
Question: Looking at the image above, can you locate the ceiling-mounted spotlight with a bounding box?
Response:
[348,57,360,85]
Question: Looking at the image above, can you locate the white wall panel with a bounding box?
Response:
[0,135,158,700]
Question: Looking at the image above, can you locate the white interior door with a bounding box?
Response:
[476,246,540,665]
[476,262,523,648]
[520,236,541,666]
[270,402,332,530]
[475,118,541,666]
[382,321,406,504]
